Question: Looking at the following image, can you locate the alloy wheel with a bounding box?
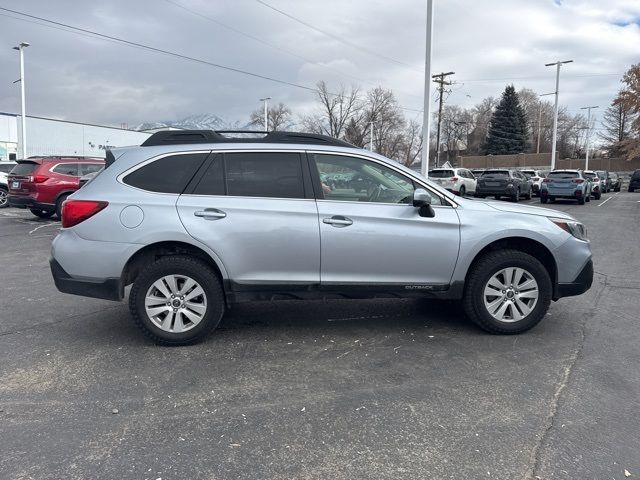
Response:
[144,274,207,333]
[482,267,539,322]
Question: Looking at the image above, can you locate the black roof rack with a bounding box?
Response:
[140,129,358,148]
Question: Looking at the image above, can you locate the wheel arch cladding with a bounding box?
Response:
[121,241,226,288]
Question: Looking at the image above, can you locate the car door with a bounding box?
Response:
[462,169,476,193]
[311,152,460,287]
[176,151,320,287]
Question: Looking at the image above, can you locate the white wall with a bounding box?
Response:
[0,114,151,159]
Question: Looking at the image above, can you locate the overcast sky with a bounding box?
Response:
[0,0,639,129]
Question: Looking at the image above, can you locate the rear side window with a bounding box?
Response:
[10,161,38,175]
[225,152,304,199]
[52,163,79,176]
[123,153,208,194]
[0,163,15,173]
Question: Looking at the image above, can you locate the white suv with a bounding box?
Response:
[0,161,17,208]
[428,168,477,196]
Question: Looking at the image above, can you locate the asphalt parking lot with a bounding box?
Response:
[1,193,639,480]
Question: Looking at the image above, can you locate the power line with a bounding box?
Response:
[1,6,426,115]
[255,0,422,73]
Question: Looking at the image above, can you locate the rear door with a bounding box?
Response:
[177,151,320,286]
[311,152,460,287]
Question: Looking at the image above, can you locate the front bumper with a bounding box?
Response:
[554,259,593,299]
[50,258,123,301]
[8,195,55,211]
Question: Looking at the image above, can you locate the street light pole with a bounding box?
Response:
[369,121,375,151]
[545,60,573,170]
[259,97,271,131]
[536,92,555,154]
[420,0,434,178]
[13,41,30,158]
[580,105,599,170]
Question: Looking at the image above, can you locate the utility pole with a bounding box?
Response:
[369,121,375,151]
[545,60,573,170]
[580,105,598,170]
[536,92,555,154]
[13,41,30,158]
[433,71,455,168]
[420,0,434,178]
[259,96,271,131]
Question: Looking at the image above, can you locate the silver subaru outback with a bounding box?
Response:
[50,130,593,345]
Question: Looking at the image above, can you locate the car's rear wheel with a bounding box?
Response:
[540,196,548,204]
[578,196,585,205]
[463,249,552,334]
[511,189,520,202]
[56,193,70,219]
[629,187,635,193]
[594,191,601,199]
[525,188,532,200]
[30,208,55,218]
[129,255,225,345]
[585,194,590,202]
[0,187,8,208]
[459,185,466,197]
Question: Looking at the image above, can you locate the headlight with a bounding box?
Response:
[549,217,588,241]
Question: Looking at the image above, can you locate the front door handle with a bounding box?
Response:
[323,215,353,227]
[194,208,226,220]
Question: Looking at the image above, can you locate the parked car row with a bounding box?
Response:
[0,161,17,208]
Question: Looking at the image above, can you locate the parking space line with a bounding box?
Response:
[598,197,613,207]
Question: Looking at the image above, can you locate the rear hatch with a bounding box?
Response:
[7,160,42,196]
[429,169,456,186]
[545,171,581,191]
[479,170,510,189]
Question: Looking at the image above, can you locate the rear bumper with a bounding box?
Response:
[475,186,516,197]
[50,258,123,301]
[554,259,593,300]
[8,195,55,211]
[540,189,583,199]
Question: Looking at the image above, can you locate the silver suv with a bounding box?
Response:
[50,130,593,345]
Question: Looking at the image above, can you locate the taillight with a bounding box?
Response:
[62,200,108,228]
[543,178,552,183]
[532,177,539,181]
[451,177,459,181]
[33,174,49,183]
[572,179,584,184]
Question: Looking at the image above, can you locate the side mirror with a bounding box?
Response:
[413,188,435,218]
[413,188,432,207]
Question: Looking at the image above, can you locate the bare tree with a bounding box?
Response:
[302,81,361,138]
[600,90,634,157]
[615,64,640,160]
[249,102,293,131]
[398,120,423,167]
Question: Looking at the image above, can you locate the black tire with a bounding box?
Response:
[525,189,532,200]
[30,208,55,218]
[129,255,225,345]
[56,193,70,219]
[511,189,520,202]
[585,194,590,202]
[494,196,501,200]
[458,185,466,197]
[594,192,601,200]
[577,196,585,205]
[462,249,552,334]
[540,196,548,204]
[629,187,635,193]
[549,197,556,203]
[0,186,8,209]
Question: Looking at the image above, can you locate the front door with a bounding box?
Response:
[177,151,320,286]
[311,153,461,288]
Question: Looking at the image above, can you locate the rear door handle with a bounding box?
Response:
[323,215,353,227]
[194,208,226,220]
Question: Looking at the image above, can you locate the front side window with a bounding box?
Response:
[225,152,304,199]
[314,154,415,204]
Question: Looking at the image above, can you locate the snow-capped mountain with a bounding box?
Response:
[135,113,250,132]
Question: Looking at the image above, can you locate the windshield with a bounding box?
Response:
[482,170,509,178]
[429,170,455,178]
[549,171,579,179]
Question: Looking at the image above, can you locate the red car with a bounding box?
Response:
[7,156,104,218]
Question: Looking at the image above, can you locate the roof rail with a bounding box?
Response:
[140,129,358,148]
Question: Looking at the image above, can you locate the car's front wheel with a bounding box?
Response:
[129,255,225,345]
[0,187,8,208]
[463,250,552,334]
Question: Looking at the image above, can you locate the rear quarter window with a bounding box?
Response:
[123,153,209,194]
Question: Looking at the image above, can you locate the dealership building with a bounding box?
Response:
[0,112,152,161]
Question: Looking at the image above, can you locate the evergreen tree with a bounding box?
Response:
[483,85,529,154]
